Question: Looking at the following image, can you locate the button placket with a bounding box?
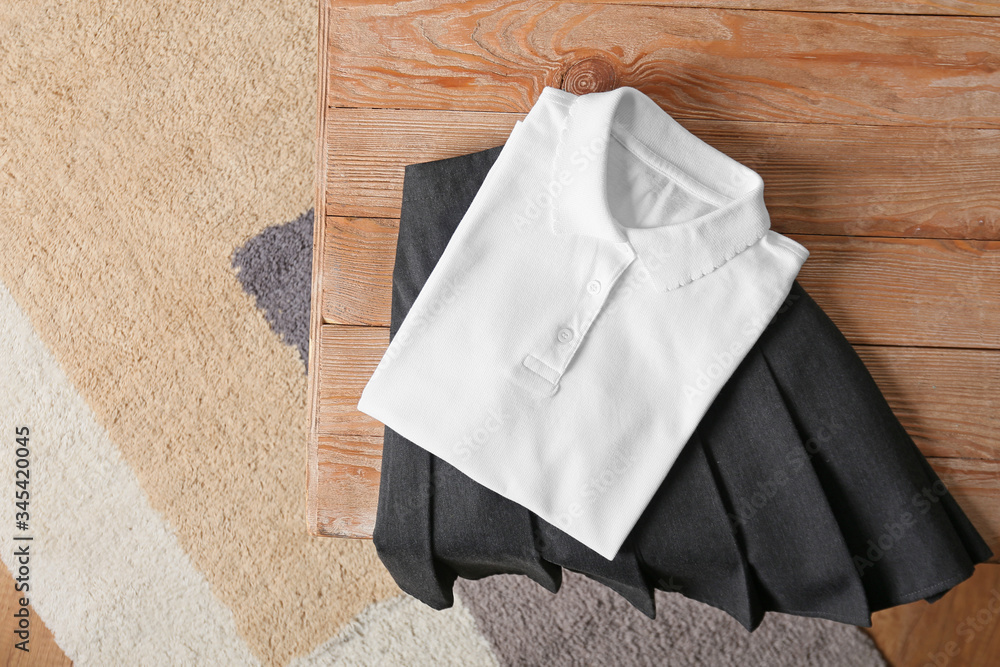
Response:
[529,243,636,386]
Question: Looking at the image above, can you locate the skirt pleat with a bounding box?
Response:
[696,344,873,627]
[633,432,765,630]
[534,519,656,619]
[373,429,456,609]
[431,456,562,593]
[370,146,994,631]
[758,282,992,613]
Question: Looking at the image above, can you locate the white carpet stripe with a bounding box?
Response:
[0,279,260,666]
[290,593,499,667]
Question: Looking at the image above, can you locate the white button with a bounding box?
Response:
[587,280,602,295]
[557,328,574,343]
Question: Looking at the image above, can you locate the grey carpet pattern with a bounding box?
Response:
[236,207,887,666]
[456,572,885,667]
[231,208,314,368]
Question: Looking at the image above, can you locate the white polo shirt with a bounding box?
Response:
[358,85,809,560]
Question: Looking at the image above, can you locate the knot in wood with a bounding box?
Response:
[561,57,619,95]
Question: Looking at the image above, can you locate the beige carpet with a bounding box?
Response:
[0,2,888,665]
[0,1,404,664]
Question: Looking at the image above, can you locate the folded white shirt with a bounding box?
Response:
[358,85,809,559]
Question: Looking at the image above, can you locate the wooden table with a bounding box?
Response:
[307,0,1000,557]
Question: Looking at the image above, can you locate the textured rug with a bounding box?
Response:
[0,1,887,664]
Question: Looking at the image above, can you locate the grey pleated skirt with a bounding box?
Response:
[371,145,993,632]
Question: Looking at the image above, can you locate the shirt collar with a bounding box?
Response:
[547,86,772,292]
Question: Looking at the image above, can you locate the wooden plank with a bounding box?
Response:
[312,434,382,538]
[935,458,1000,565]
[307,0,334,536]
[328,0,1000,17]
[318,324,1000,462]
[326,109,1000,240]
[325,2,1000,126]
[328,0,1000,16]
[592,0,1000,16]
[322,216,398,326]
[699,124,1000,241]
[792,235,1000,349]
[320,216,1000,350]
[318,216,387,326]
[855,346,1000,461]
[326,110,519,219]
[316,325,386,439]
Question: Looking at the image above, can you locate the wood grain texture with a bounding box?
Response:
[326,109,1000,240]
[601,0,1000,15]
[322,216,398,326]
[325,110,519,218]
[316,325,386,439]
[311,2,1000,660]
[792,235,1000,349]
[329,0,1000,16]
[869,563,1000,667]
[307,0,334,537]
[319,215,1000,350]
[935,458,1000,565]
[331,0,1000,16]
[853,345,999,461]
[326,2,1000,126]
[319,215,393,326]
[314,324,1000,553]
[313,434,382,538]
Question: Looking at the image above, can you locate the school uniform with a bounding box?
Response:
[365,87,993,631]
[360,86,809,559]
